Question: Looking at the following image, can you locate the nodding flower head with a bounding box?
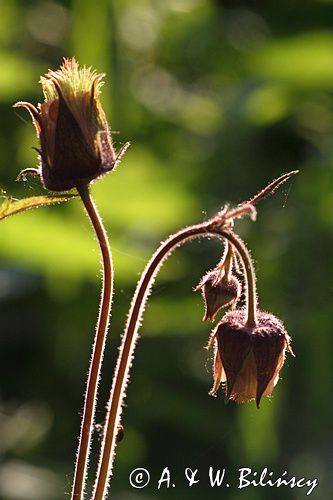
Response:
[210,308,293,408]
[196,269,241,322]
[15,57,129,192]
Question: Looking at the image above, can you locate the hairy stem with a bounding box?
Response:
[223,230,257,326]
[224,242,233,281]
[92,220,257,499]
[246,170,298,207]
[72,183,114,499]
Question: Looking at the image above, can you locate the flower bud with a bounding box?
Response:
[196,270,241,321]
[210,309,293,408]
[15,57,129,192]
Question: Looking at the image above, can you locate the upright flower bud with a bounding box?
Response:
[15,57,129,192]
[196,269,241,321]
[210,309,293,407]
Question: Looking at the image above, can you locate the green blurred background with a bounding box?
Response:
[0,0,332,499]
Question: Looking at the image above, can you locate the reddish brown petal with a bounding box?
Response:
[230,350,257,403]
[209,350,223,396]
[215,319,252,401]
[253,329,286,408]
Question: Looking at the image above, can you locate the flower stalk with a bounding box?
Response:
[92,220,257,499]
[72,183,114,500]
[92,170,297,498]
[14,57,129,500]
[223,230,257,327]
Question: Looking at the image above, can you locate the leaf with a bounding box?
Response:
[0,194,76,221]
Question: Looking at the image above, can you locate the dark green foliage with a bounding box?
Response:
[0,1,331,498]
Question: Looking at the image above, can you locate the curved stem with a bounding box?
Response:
[92,221,257,499]
[71,183,114,499]
[223,231,257,327]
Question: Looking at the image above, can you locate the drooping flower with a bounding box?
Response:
[14,57,129,191]
[196,269,241,321]
[209,308,293,408]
